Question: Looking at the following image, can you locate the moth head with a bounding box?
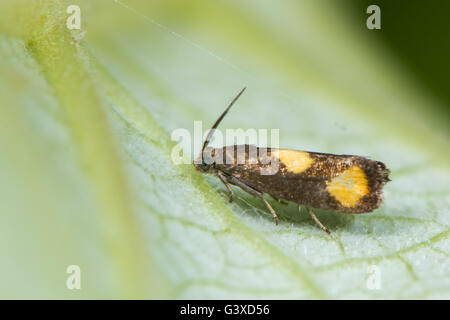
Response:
[194,147,216,173]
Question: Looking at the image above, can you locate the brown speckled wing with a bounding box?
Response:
[214,145,390,213]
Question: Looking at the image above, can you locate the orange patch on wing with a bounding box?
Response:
[276,150,314,174]
[326,166,369,207]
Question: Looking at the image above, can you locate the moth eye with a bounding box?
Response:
[201,163,210,171]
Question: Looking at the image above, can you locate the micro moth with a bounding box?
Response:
[194,88,390,236]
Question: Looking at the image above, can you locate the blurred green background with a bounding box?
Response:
[353,0,450,121]
[0,0,448,299]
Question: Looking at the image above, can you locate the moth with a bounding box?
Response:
[194,88,390,235]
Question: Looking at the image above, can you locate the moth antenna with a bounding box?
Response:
[201,87,246,153]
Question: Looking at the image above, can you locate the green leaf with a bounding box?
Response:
[0,0,448,299]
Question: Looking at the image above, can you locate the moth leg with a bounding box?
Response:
[261,197,279,226]
[226,176,279,225]
[216,171,234,203]
[271,195,288,205]
[303,206,331,237]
